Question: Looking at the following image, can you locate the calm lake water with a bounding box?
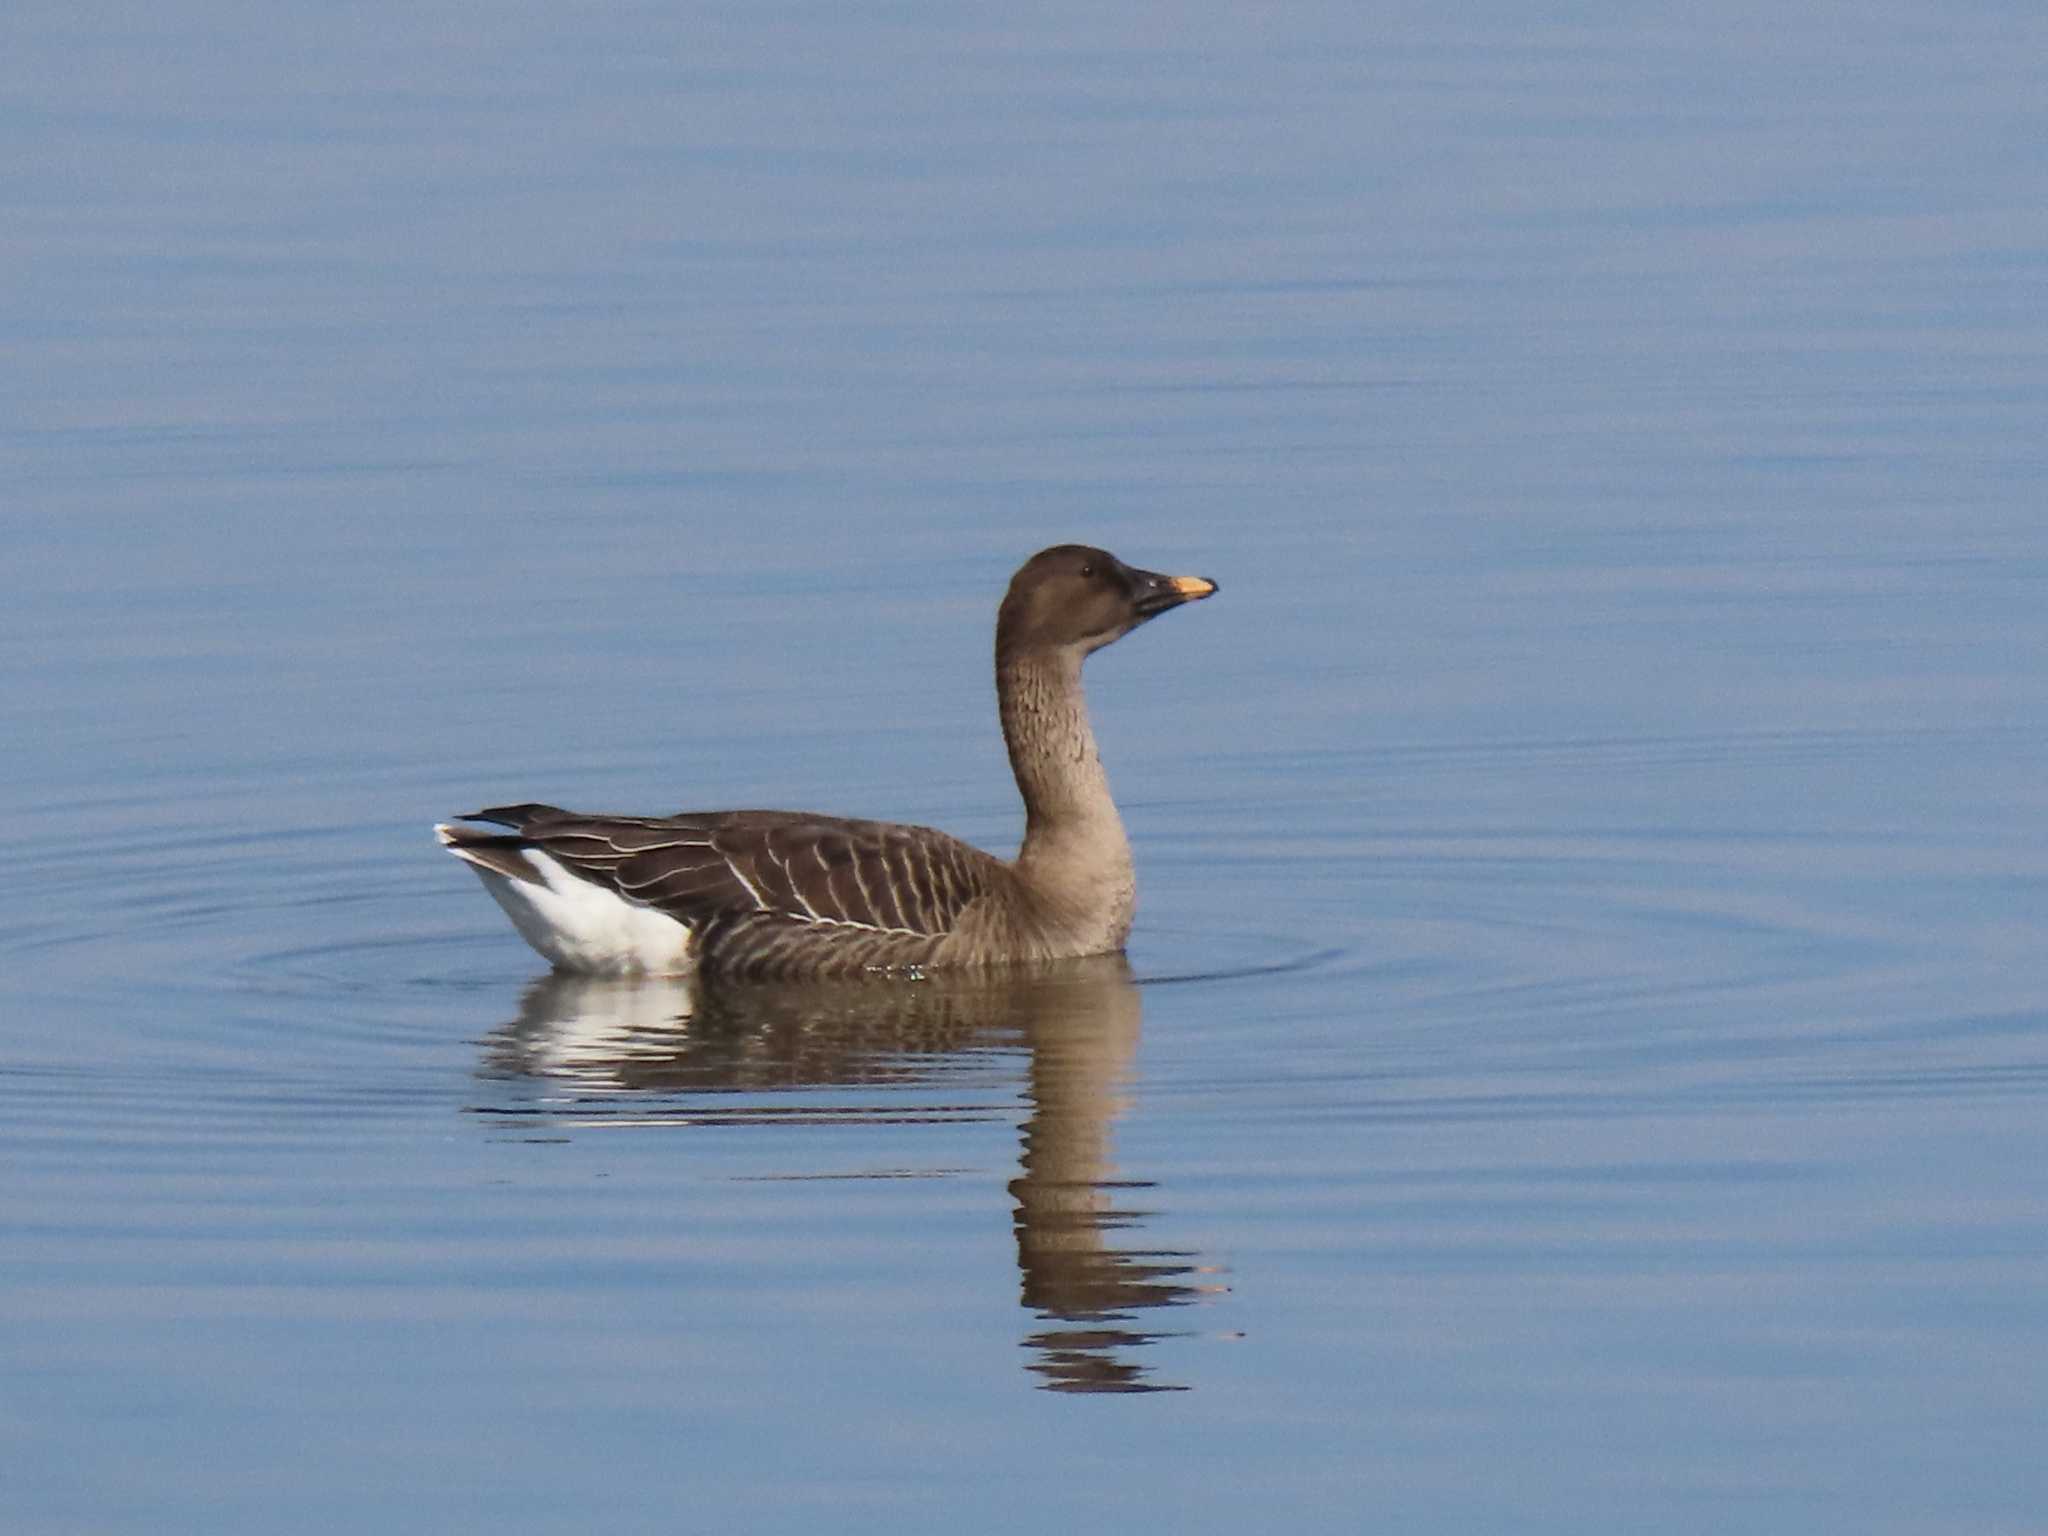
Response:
[6,4,2047,1531]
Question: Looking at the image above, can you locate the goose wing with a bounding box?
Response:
[454,803,1000,941]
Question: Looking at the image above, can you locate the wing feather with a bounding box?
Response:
[468,807,999,957]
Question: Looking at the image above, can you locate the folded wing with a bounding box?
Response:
[455,804,999,950]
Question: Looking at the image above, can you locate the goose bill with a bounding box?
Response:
[1131,569,1219,617]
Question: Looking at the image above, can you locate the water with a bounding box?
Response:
[6,3,2047,1531]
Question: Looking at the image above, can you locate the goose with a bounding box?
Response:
[435,544,1217,979]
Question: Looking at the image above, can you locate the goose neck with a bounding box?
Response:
[997,649,1130,868]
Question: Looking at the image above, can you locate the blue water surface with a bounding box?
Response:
[4,4,2046,1532]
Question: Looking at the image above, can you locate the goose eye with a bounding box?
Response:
[1079,563,1095,578]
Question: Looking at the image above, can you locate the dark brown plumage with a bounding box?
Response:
[436,545,1217,978]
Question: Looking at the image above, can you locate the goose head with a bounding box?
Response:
[996,545,1218,661]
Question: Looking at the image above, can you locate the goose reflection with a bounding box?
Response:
[479,957,1219,1392]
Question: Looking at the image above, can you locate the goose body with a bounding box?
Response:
[436,545,1216,979]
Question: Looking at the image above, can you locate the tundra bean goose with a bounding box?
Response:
[435,545,1217,979]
